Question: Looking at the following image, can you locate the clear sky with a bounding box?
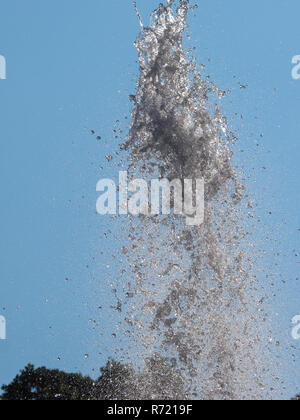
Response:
[0,0,299,399]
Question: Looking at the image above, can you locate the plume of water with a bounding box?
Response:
[112,0,269,400]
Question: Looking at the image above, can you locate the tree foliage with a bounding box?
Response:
[4,359,295,400]
[0,364,93,401]
[0,356,186,401]
[0,360,140,401]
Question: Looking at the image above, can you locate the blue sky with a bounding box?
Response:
[0,0,299,399]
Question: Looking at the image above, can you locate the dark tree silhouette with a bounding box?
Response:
[0,364,93,400]
[0,361,140,401]
[7,359,296,400]
[0,357,186,400]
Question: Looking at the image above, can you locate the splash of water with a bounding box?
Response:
[113,0,268,400]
